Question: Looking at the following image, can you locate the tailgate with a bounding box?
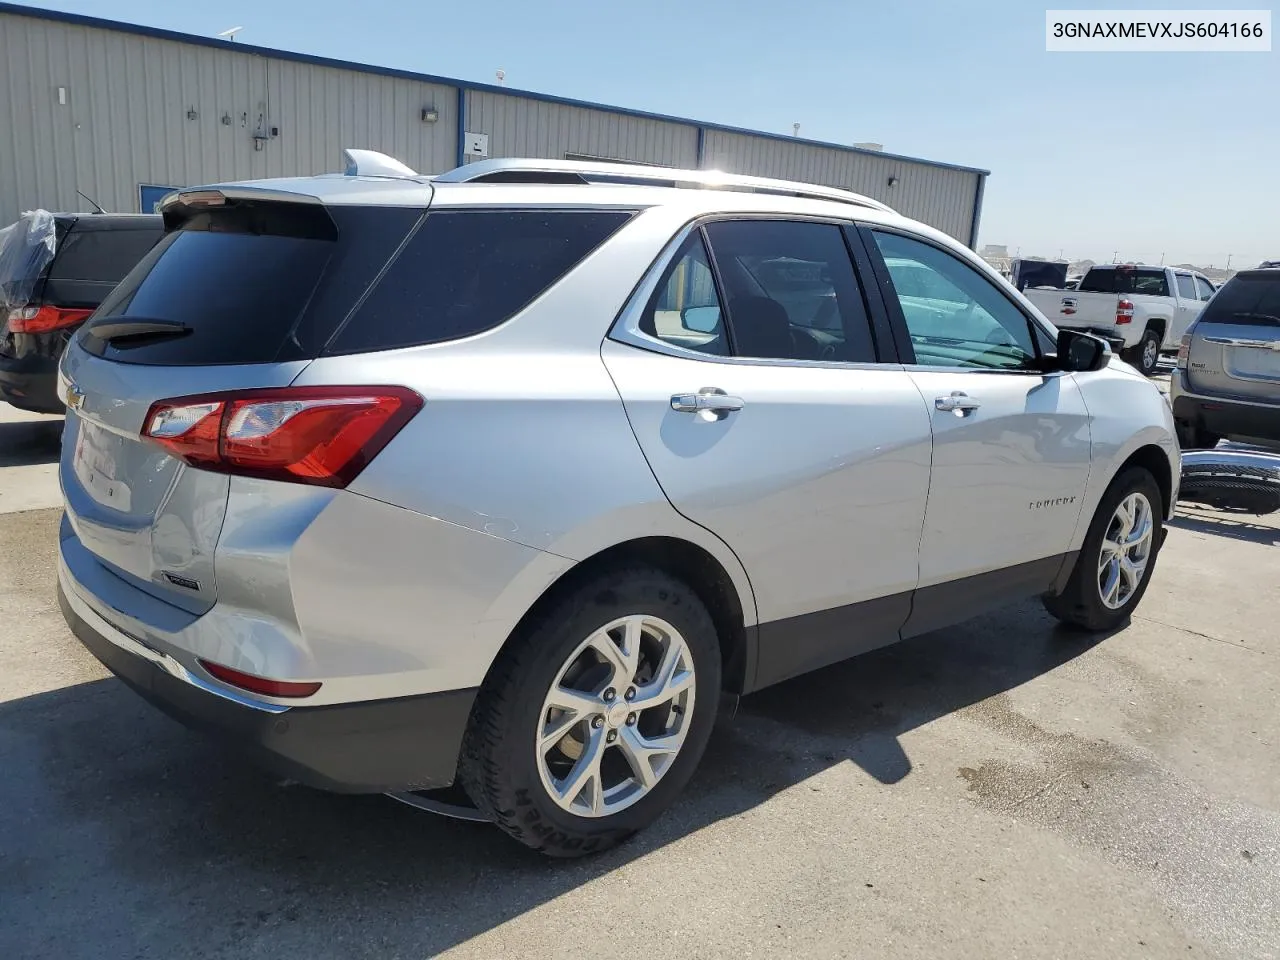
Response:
[1031,289,1118,330]
[60,348,310,613]
[57,188,427,615]
[1187,322,1280,402]
[1187,271,1280,403]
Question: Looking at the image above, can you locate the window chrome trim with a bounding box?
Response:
[607,214,890,371]
[899,363,1070,378]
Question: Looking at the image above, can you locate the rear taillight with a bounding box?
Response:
[7,305,94,334]
[142,386,422,488]
[1115,299,1134,325]
[198,659,322,698]
[1176,334,1191,369]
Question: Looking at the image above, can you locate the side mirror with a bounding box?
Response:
[1055,329,1110,372]
[681,305,722,333]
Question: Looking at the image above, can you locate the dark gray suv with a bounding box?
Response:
[1171,269,1280,448]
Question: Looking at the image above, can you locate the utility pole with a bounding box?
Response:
[1112,250,1119,263]
[1226,253,1233,269]
[1159,252,1165,265]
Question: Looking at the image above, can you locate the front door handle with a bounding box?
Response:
[671,388,745,419]
[934,391,981,416]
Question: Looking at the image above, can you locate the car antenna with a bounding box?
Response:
[76,189,107,215]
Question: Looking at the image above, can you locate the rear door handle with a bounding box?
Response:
[671,388,745,418]
[934,391,981,415]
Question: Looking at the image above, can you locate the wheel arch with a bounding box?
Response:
[1118,443,1174,520]
[489,536,758,695]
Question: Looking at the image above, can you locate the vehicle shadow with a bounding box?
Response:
[0,416,63,467]
[0,601,1108,959]
[1168,510,1280,546]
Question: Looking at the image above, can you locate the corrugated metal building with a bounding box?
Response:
[0,3,988,244]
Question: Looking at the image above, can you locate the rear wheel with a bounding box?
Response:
[1123,326,1162,377]
[459,567,721,857]
[1043,467,1163,631]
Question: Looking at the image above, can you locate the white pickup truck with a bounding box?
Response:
[1025,264,1217,376]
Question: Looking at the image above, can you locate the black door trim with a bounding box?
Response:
[902,552,1075,639]
[752,590,911,691]
[747,552,1077,692]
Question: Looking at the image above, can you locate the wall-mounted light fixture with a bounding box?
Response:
[887,175,899,188]
[187,106,199,120]
[57,86,67,105]
[221,113,232,126]
[422,107,439,123]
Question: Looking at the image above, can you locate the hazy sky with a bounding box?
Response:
[17,0,1279,267]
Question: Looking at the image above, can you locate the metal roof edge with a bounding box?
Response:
[0,2,991,178]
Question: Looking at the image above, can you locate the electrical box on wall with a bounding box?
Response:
[463,132,489,158]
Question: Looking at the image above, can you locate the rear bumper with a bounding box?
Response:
[0,352,62,414]
[58,578,476,794]
[1171,390,1280,443]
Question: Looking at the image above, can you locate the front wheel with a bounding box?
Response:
[1043,467,1163,631]
[1123,326,1162,377]
[459,567,721,857]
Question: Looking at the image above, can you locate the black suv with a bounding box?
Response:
[0,211,162,414]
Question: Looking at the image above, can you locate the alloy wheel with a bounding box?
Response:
[1098,492,1154,609]
[1143,336,1159,372]
[535,614,696,818]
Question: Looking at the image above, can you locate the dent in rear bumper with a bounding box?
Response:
[60,485,575,705]
[59,579,476,793]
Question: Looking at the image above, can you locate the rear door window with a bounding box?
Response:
[327,210,632,354]
[1175,274,1197,299]
[640,232,729,356]
[1194,276,1216,301]
[702,219,877,363]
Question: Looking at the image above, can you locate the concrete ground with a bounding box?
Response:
[1,401,1277,960]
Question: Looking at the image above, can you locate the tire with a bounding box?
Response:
[1175,420,1221,450]
[1043,466,1163,632]
[1123,326,1162,377]
[458,566,722,857]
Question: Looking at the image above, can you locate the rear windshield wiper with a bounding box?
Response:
[84,318,192,343]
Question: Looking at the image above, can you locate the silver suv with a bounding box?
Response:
[56,155,1179,856]
[1170,267,1280,449]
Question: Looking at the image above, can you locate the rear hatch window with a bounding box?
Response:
[79,201,631,365]
[1196,271,1280,326]
[41,220,163,311]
